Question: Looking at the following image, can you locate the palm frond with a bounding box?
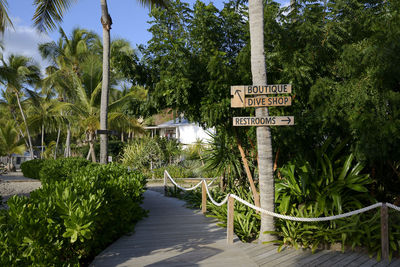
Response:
[0,0,13,33]
[33,0,76,32]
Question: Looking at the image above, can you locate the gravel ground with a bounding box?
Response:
[0,172,41,205]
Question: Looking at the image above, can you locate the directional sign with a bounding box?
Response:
[233,116,294,126]
[231,95,292,108]
[96,130,118,135]
[231,84,292,96]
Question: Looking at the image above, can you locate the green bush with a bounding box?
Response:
[39,157,93,184]
[269,152,400,259]
[121,137,163,171]
[20,159,47,179]
[150,165,195,179]
[0,161,146,266]
[168,185,260,242]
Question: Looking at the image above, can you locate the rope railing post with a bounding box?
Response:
[227,195,234,244]
[202,180,207,214]
[164,170,167,196]
[381,203,389,260]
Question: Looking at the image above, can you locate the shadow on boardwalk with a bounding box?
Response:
[91,189,257,267]
[91,188,400,267]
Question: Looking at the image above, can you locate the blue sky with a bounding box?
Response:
[2,0,289,71]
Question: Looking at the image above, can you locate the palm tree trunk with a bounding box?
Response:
[41,124,44,159]
[99,0,112,164]
[88,132,96,162]
[64,124,71,157]
[249,0,275,241]
[15,92,34,159]
[54,127,61,159]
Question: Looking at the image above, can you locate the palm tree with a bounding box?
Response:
[39,28,99,157]
[0,89,30,149]
[26,89,69,159]
[0,121,25,171]
[249,0,275,241]
[0,55,41,159]
[33,0,169,164]
[0,0,13,33]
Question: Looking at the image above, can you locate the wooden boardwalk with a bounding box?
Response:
[91,189,400,267]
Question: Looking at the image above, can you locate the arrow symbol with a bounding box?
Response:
[234,90,243,103]
[282,117,291,124]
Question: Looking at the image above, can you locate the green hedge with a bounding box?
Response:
[0,160,146,266]
[149,165,195,179]
[39,157,93,184]
[20,159,47,179]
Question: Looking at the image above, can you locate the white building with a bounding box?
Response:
[145,118,215,145]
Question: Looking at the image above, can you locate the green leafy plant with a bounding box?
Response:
[0,159,147,266]
[38,157,93,183]
[20,159,47,179]
[269,144,400,259]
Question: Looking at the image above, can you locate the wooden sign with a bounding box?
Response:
[231,84,292,96]
[233,116,294,126]
[231,96,292,108]
[96,130,118,135]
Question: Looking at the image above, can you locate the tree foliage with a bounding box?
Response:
[144,0,400,202]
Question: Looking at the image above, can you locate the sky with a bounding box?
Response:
[1,0,289,71]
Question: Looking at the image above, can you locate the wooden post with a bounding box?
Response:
[202,181,207,214]
[381,203,389,260]
[227,196,235,244]
[164,171,167,196]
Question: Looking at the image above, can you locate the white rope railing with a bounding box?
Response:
[164,170,400,221]
[164,170,218,191]
[163,170,399,259]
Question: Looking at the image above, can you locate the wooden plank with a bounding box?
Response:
[374,259,391,267]
[381,203,389,260]
[346,254,372,266]
[264,248,310,267]
[303,251,341,266]
[321,251,366,266]
[227,196,234,244]
[257,247,301,266]
[233,116,294,126]
[294,250,331,266]
[247,244,279,259]
[201,181,207,214]
[389,258,400,266]
[333,252,365,266]
[231,95,292,108]
[360,257,380,267]
[230,84,292,95]
[230,86,245,107]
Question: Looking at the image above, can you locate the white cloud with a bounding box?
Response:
[1,17,53,73]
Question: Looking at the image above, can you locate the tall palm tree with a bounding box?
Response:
[249,0,275,241]
[0,89,29,149]
[33,0,169,164]
[39,28,99,157]
[0,55,41,159]
[26,89,69,159]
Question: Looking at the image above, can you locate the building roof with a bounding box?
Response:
[144,118,194,129]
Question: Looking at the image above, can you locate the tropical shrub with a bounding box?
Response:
[20,159,47,179]
[150,165,195,179]
[121,136,163,171]
[0,161,146,266]
[39,157,93,184]
[170,185,260,242]
[268,148,400,260]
